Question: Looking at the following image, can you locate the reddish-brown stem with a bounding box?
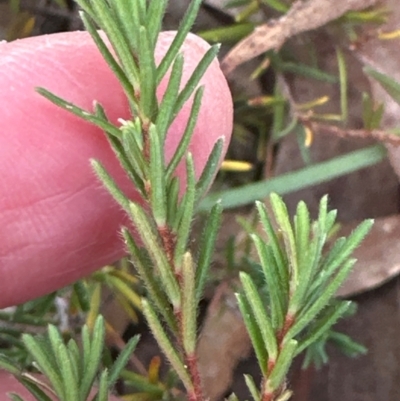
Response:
[277,313,295,345]
[186,353,204,401]
[261,312,296,401]
[158,225,177,266]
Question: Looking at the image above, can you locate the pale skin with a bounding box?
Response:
[0,31,233,399]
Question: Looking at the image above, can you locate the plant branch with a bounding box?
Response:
[221,0,379,76]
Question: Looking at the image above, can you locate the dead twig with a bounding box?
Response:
[221,0,380,76]
[302,118,400,146]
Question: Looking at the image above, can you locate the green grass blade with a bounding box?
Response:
[199,145,386,211]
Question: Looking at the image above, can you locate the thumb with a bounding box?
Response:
[0,31,232,307]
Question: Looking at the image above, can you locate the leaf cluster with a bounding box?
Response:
[0,316,139,401]
[237,194,372,400]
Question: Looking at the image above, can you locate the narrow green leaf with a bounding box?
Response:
[67,340,81,385]
[199,145,386,210]
[166,87,204,181]
[173,154,196,268]
[240,273,278,360]
[286,258,356,339]
[252,235,285,330]
[19,378,53,401]
[156,0,203,83]
[166,177,180,228]
[91,160,130,212]
[273,60,338,84]
[72,281,90,313]
[149,124,167,225]
[80,316,105,401]
[108,335,140,388]
[0,355,20,375]
[156,53,184,139]
[142,300,193,392]
[129,203,180,307]
[36,88,122,137]
[181,253,197,355]
[147,0,168,50]
[21,335,63,397]
[270,193,298,290]
[195,138,225,202]
[261,0,289,12]
[120,120,148,182]
[364,66,400,106]
[244,374,261,401]
[78,12,138,111]
[266,339,297,391]
[122,229,176,331]
[55,343,79,401]
[94,369,109,401]
[120,370,164,395]
[174,45,220,118]
[296,301,351,355]
[8,394,26,401]
[89,0,139,89]
[139,26,158,119]
[255,201,288,294]
[314,219,373,292]
[336,48,348,123]
[236,293,268,375]
[198,23,254,44]
[330,331,367,357]
[112,0,140,53]
[195,202,223,301]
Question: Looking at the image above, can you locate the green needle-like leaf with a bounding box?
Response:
[181,253,197,355]
[72,281,90,313]
[252,234,285,329]
[36,88,122,137]
[156,53,184,138]
[174,45,220,118]
[21,335,63,398]
[91,160,130,212]
[8,394,26,401]
[147,0,168,51]
[129,203,181,308]
[318,219,373,285]
[142,300,193,392]
[94,370,109,401]
[296,301,352,355]
[108,335,140,389]
[78,12,139,111]
[195,138,225,202]
[266,339,297,392]
[244,374,261,401]
[240,272,278,361]
[139,26,158,120]
[80,316,105,401]
[88,0,139,89]
[173,155,196,267]
[149,124,167,225]
[195,202,223,301]
[287,258,356,339]
[236,293,268,375]
[19,378,54,401]
[255,201,289,293]
[156,0,203,83]
[166,177,180,227]
[336,48,348,123]
[166,87,204,181]
[122,229,176,331]
[364,66,400,106]
[270,193,298,289]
